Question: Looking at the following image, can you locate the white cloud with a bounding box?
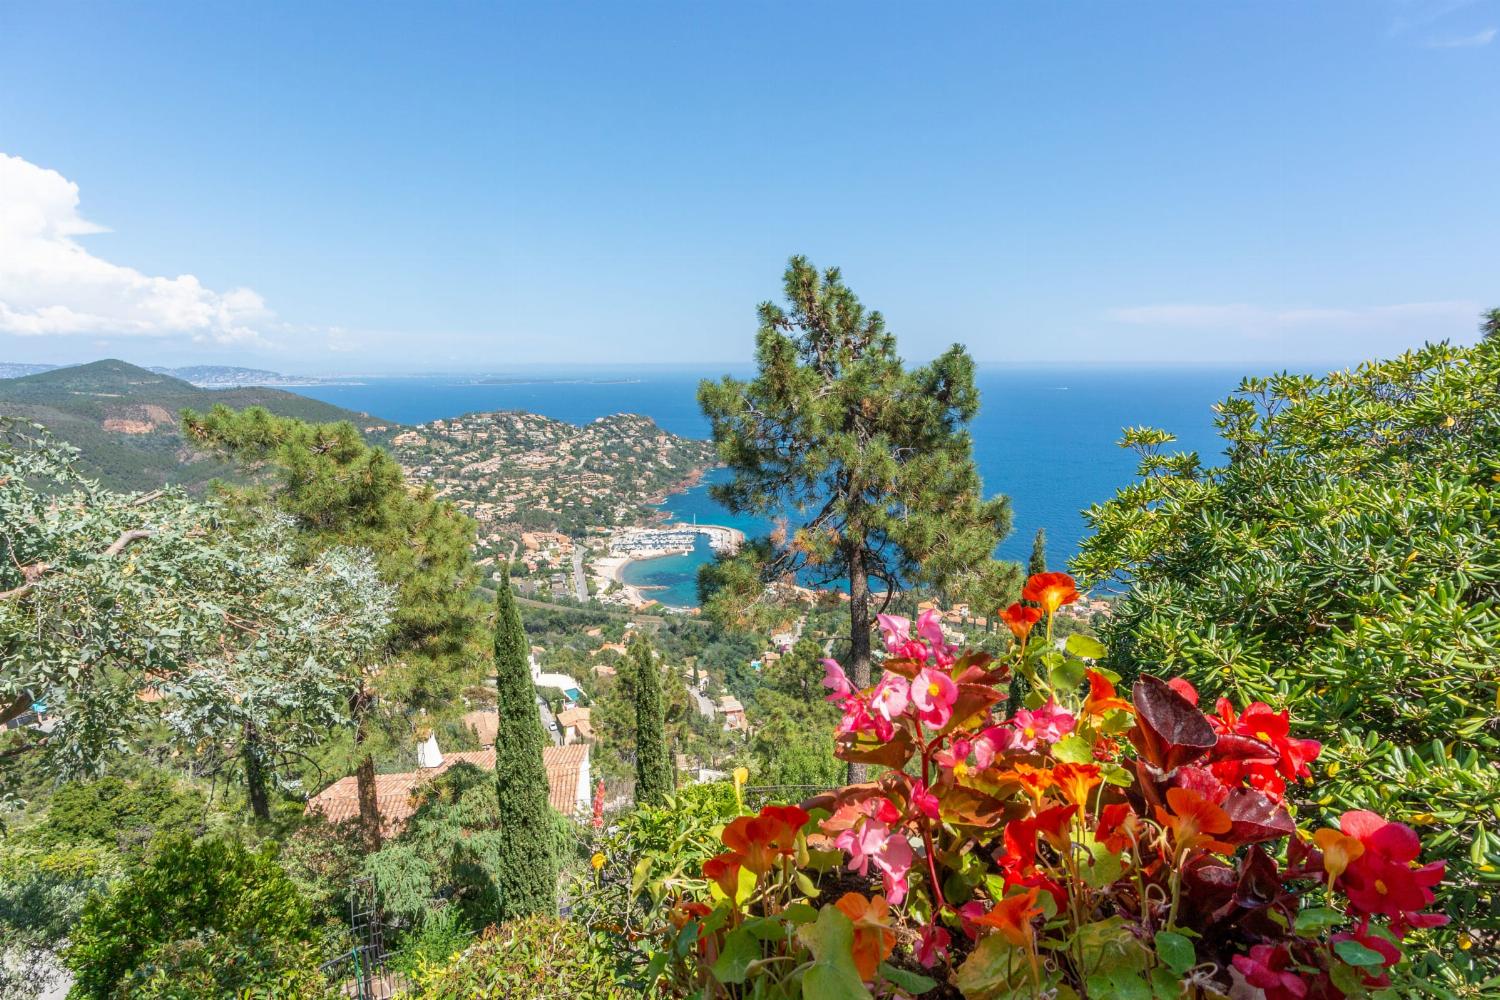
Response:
[1426,26,1497,45]
[0,153,271,344]
[1104,300,1480,340]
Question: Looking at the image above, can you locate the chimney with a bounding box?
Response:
[416,733,444,769]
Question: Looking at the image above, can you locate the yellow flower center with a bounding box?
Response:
[928,682,941,697]
[1024,727,1036,739]
[1375,878,1388,895]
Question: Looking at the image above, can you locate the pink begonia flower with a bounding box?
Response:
[821,658,853,703]
[973,725,1016,770]
[870,672,910,724]
[956,900,988,941]
[911,668,959,728]
[836,697,875,738]
[909,780,940,820]
[915,925,951,968]
[1009,700,1076,750]
[833,801,914,904]
[876,614,911,653]
[916,609,946,649]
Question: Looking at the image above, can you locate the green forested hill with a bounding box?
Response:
[0,359,387,491]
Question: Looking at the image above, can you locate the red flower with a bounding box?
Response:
[1231,943,1308,1000]
[1208,698,1322,797]
[997,804,1077,877]
[999,602,1041,642]
[1335,810,1446,934]
[1095,803,1139,854]
[1166,677,1199,706]
[1021,572,1080,615]
[915,924,950,968]
[703,852,742,898]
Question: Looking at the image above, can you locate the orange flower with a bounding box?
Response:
[833,892,896,981]
[972,887,1044,948]
[999,602,1042,642]
[1155,786,1233,856]
[1314,827,1366,885]
[1050,762,1103,809]
[1000,762,1055,803]
[1082,669,1133,719]
[702,852,742,898]
[1021,572,1080,615]
[721,804,810,874]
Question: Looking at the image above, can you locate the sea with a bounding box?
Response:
[288,366,1241,608]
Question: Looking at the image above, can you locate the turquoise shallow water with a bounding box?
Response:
[291,365,1244,608]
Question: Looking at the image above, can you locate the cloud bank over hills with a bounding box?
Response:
[0,153,271,345]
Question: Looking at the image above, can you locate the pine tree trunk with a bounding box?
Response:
[352,686,383,850]
[847,543,871,785]
[244,722,270,820]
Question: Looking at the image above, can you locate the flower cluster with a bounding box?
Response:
[652,573,1447,999]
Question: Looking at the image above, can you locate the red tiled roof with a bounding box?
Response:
[306,744,590,839]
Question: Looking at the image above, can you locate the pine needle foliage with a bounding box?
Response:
[491,569,558,919]
[630,633,672,806]
[697,256,1015,722]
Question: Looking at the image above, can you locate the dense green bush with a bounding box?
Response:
[410,916,629,999]
[65,835,319,999]
[18,773,207,857]
[1076,337,1500,976]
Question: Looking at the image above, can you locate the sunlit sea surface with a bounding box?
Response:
[290,366,1243,607]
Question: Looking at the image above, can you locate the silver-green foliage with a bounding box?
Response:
[0,420,393,803]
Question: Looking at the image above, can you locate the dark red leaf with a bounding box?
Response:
[835,728,915,769]
[1222,788,1295,845]
[1211,733,1280,764]
[1128,675,1217,771]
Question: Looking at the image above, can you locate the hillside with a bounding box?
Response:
[0,359,381,491]
[389,409,717,563]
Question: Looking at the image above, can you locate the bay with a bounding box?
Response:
[289,365,1242,608]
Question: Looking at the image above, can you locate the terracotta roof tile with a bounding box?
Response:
[306,744,590,838]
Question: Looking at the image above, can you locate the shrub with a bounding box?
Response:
[410,915,629,999]
[633,580,1456,998]
[363,761,511,933]
[18,773,206,857]
[1074,338,1500,969]
[65,835,318,999]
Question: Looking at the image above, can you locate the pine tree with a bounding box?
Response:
[1028,528,1047,579]
[699,257,1015,778]
[1482,307,1500,342]
[630,633,672,806]
[184,406,485,845]
[491,568,558,918]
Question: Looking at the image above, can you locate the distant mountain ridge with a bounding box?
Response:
[0,360,383,492]
[1,360,327,388]
[145,364,329,387]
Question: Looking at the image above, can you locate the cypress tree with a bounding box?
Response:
[491,568,558,918]
[1028,527,1047,579]
[630,633,672,806]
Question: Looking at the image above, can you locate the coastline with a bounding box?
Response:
[592,522,743,611]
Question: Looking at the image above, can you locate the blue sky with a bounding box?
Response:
[0,1,1496,373]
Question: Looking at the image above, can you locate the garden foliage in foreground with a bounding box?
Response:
[542,580,1461,998]
[1075,336,1499,957]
